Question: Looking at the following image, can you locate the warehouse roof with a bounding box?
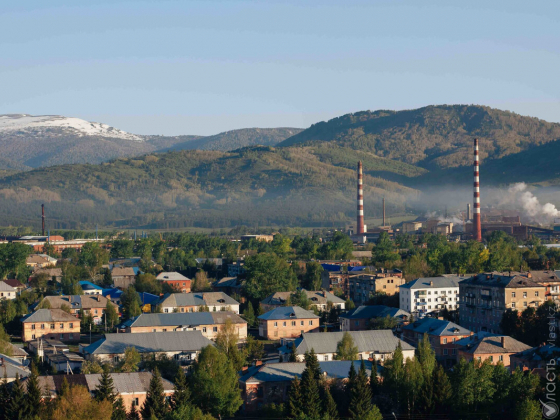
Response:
[121,311,245,328]
[21,309,77,323]
[258,306,319,321]
[82,331,213,355]
[286,330,413,355]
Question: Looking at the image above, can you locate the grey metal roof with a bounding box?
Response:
[399,276,462,290]
[42,295,116,310]
[403,317,471,336]
[295,330,414,354]
[261,290,345,306]
[21,309,78,323]
[461,272,546,289]
[341,305,410,320]
[156,272,190,281]
[83,331,214,355]
[258,306,319,320]
[123,311,244,328]
[240,360,377,383]
[0,354,31,379]
[0,281,16,292]
[159,292,239,307]
[456,334,532,354]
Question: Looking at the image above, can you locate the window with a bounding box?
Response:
[164,308,169,313]
[452,349,456,355]
[60,323,64,329]
[489,355,494,362]
[443,338,447,344]
[50,324,55,329]
[132,398,139,406]
[41,324,45,329]
[60,334,64,340]
[283,322,287,327]
[152,329,156,332]
[94,310,98,314]
[69,323,73,329]
[174,354,181,361]
[189,308,193,312]
[183,283,186,286]
[512,302,516,308]
[181,308,185,312]
[512,292,516,298]
[523,292,527,298]
[452,338,456,343]
[443,349,448,355]
[31,334,35,339]
[300,321,304,326]
[202,327,207,333]
[324,355,329,361]
[499,355,503,361]
[213,307,217,312]
[309,320,313,326]
[535,291,539,297]
[163,329,167,332]
[114,356,120,363]
[523,302,527,308]
[31,324,35,330]
[274,322,278,327]
[292,321,296,326]
[213,327,218,332]
[477,357,481,361]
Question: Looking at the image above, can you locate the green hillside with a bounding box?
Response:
[0,146,419,230]
[279,105,560,170]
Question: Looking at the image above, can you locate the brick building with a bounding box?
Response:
[38,295,118,324]
[459,272,547,333]
[158,292,240,314]
[21,309,80,343]
[258,306,319,340]
[120,311,247,341]
[348,269,405,305]
[455,333,532,367]
[340,305,410,331]
[156,272,191,293]
[111,266,136,289]
[402,318,472,367]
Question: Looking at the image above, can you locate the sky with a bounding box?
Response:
[0,0,558,136]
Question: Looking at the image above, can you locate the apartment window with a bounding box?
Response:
[512,302,516,308]
[164,309,169,313]
[132,398,139,406]
[213,327,218,332]
[292,321,296,326]
[174,354,181,361]
[60,323,64,329]
[94,309,98,315]
[189,308,193,312]
[452,349,456,355]
[213,307,217,312]
[523,292,527,298]
[523,302,527,308]
[31,334,35,340]
[324,355,329,361]
[443,349,448,355]
[183,283,186,286]
[309,320,313,326]
[443,338,447,344]
[434,291,438,295]
[31,324,35,330]
[203,327,207,333]
[163,329,167,332]
[60,334,64,340]
[274,322,278,327]
[41,324,45,329]
[499,355,503,361]
[69,323,73,329]
[535,291,539,297]
[300,321,304,326]
[50,324,55,329]
[512,292,516,298]
[181,308,185,312]
[152,329,156,332]
[383,285,386,289]
[283,322,287,327]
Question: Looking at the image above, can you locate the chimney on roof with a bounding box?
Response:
[255,360,263,367]
[501,336,505,348]
[41,204,45,236]
[430,281,433,287]
[527,272,532,279]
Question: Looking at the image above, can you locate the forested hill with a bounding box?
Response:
[278,105,560,170]
[161,127,304,152]
[0,146,420,230]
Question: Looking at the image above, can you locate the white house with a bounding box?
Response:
[399,276,463,317]
[0,281,17,300]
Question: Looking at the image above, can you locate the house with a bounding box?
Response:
[26,254,57,268]
[38,295,118,324]
[258,306,320,340]
[510,344,560,371]
[120,311,247,341]
[25,372,174,411]
[21,309,80,343]
[158,292,240,314]
[320,269,349,295]
[3,279,25,294]
[111,267,136,289]
[455,333,532,367]
[0,281,17,300]
[30,267,63,283]
[340,305,410,331]
[528,270,560,301]
[0,354,31,383]
[156,272,192,293]
[103,288,124,306]
[399,276,463,317]
[26,337,84,372]
[79,281,104,295]
[459,272,547,333]
[4,343,29,364]
[260,290,345,313]
[81,331,213,365]
[402,318,472,367]
[227,261,246,278]
[195,258,223,267]
[278,330,415,363]
[240,360,378,412]
[212,277,243,296]
[348,269,405,305]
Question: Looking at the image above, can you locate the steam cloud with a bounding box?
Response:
[502,183,560,225]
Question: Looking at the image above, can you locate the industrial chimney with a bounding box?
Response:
[41,204,45,236]
[382,197,386,226]
[357,161,365,234]
[473,139,482,241]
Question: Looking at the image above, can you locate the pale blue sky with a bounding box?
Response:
[0,0,558,135]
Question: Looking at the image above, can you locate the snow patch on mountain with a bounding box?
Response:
[0,114,144,141]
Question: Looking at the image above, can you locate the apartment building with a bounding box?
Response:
[21,309,80,343]
[38,295,118,324]
[258,306,319,340]
[340,305,410,331]
[158,292,240,314]
[399,276,462,317]
[348,269,405,305]
[459,272,546,333]
[156,272,192,293]
[455,333,532,367]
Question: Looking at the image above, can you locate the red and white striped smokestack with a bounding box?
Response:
[473,139,482,241]
[357,161,365,234]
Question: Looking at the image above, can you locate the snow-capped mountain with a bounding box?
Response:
[0,114,144,141]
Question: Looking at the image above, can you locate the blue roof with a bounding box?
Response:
[138,292,159,305]
[79,281,103,290]
[349,266,367,272]
[321,264,343,272]
[103,288,123,299]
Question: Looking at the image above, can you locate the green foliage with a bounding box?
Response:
[141,368,168,420]
[162,403,215,420]
[0,325,13,356]
[25,363,43,419]
[300,351,322,419]
[105,301,120,329]
[244,335,265,364]
[78,242,110,280]
[320,232,353,260]
[369,315,397,330]
[349,361,375,420]
[190,345,243,419]
[110,240,134,259]
[171,371,191,410]
[244,253,298,301]
[94,367,116,403]
[117,347,141,373]
[81,360,104,374]
[121,286,142,319]
[0,243,31,279]
[303,262,323,291]
[287,376,304,419]
[112,397,128,420]
[290,289,310,310]
[242,301,256,327]
[515,399,543,420]
[501,300,558,346]
[345,298,355,311]
[335,332,358,361]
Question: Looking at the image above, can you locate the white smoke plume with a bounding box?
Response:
[501,183,560,225]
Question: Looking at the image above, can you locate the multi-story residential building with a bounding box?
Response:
[120,311,247,341]
[459,272,547,333]
[81,331,213,365]
[279,330,415,363]
[455,333,532,367]
[111,266,136,289]
[260,290,345,313]
[26,372,174,412]
[240,360,378,412]
[0,281,17,300]
[156,272,192,293]
[348,269,405,305]
[510,344,560,371]
[402,318,472,367]
[320,270,349,295]
[531,270,560,301]
[21,309,80,343]
[340,305,410,331]
[258,306,319,340]
[399,276,462,317]
[38,295,118,324]
[158,292,240,314]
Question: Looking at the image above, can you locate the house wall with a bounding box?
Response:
[340,317,369,331]
[457,350,513,367]
[161,304,240,314]
[160,280,191,293]
[113,276,136,289]
[280,349,415,363]
[22,321,80,343]
[403,331,472,367]
[400,286,460,316]
[258,319,319,340]
[0,291,16,300]
[86,350,200,365]
[120,391,174,413]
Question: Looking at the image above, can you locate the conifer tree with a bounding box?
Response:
[6,374,26,420]
[321,384,339,420]
[370,358,379,396]
[59,376,70,398]
[416,332,436,379]
[303,349,321,381]
[171,370,191,409]
[127,402,141,420]
[300,359,321,420]
[25,362,43,419]
[288,341,298,362]
[112,397,127,420]
[95,366,116,403]
[243,301,256,327]
[0,374,12,420]
[432,364,452,415]
[382,342,404,410]
[349,361,374,420]
[141,368,167,420]
[287,376,304,419]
